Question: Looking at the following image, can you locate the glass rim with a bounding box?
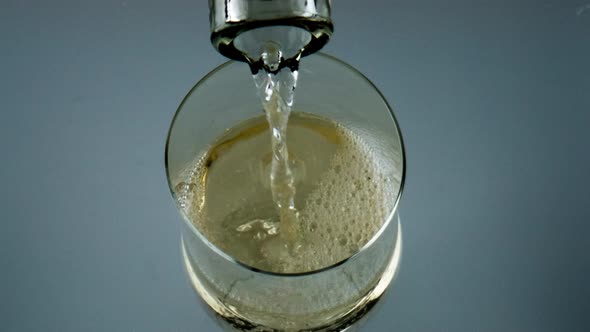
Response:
[165,52,406,277]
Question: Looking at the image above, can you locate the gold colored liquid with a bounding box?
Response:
[176,112,394,273]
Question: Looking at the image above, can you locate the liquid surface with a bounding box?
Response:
[176,113,396,273]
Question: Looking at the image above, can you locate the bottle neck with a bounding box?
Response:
[209,0,333,62]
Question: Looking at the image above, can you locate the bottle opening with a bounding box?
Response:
[234,26,312,74]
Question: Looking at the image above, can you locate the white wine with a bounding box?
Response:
[170,29,403,330]
[170,54,405,331]
[251,42,302,247]
[176,112,396,274]
[176,111,402,330]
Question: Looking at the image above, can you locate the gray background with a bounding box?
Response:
[1,0,589,331]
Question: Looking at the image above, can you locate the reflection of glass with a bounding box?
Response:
[165,54,405,331]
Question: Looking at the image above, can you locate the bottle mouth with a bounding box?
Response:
[233,26,313,74]
[210,18,333,63]
[234,26,311,62]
